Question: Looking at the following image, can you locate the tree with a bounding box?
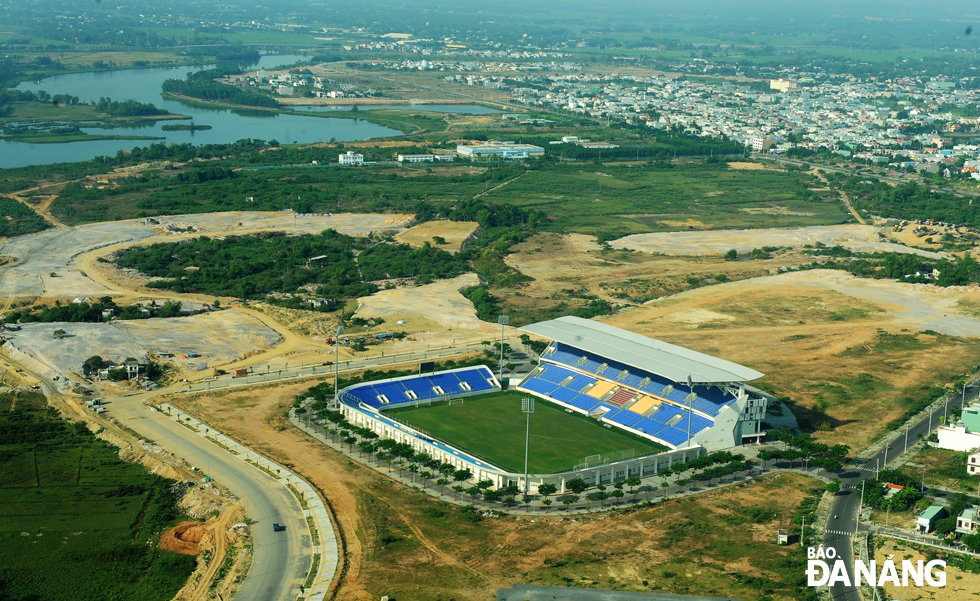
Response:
[725,249,738,261]
[538,483,558,501]
[934,517,957,537]
[476,479,494,490]
[624,476,642,501]
[610,489,625,504]
[826,481,841,495]
[661,480,670,498]
[542,499,553,510]
[483,489,502,503]
[52,328,67,340]
[962,533,980,553]
[562,496,576,509]
[566,478,588,494]
[453,468,473,484]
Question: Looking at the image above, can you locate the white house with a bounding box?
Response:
[338,151,364,167]
[969,450,980,476]
[938,402,980,452]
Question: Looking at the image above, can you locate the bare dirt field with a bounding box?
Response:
[354,273,505,344]
[2,312,283,386]
[601,269,980,450]
[505,232,812,307]
[0,211,410,303]
[610,224,944,259]
[168,382,822,601]
[727,162,769,171]
[873,538,979,601]
[394,220,479,252]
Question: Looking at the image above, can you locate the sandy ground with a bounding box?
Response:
[0,211,410,303]
[169,382,820,601]
[873,538,978,601]
[2,312,283,387]
[394,221,480,253]
[610,224,945,259]
[354,273,505,344]
[601,269,980,450]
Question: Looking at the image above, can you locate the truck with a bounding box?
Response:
[272,523,286,532]
[233,368,248,377]
[375,333,392,340]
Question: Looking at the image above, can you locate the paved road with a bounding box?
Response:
[107,391,312,601]
[825,383,977,601]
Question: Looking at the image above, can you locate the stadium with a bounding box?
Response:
[337,316,769,494]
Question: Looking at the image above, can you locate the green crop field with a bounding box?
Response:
[387,390,666,473]
[0,392,195,601]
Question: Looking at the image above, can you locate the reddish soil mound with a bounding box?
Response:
[159,521,212,555]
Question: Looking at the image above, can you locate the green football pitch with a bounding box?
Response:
[386,390,667,473]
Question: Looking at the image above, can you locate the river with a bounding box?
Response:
[2,54,402,168]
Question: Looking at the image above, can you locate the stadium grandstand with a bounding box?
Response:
[518,316,768,451]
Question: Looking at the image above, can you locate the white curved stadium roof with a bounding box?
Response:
[520,316,763,384]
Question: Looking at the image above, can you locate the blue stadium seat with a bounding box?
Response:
[428,373,463,394]
[346,385,380,407]
[621,373,645,388]
[566,374,597,391]
[567,394,599,412]
[606,410,643,428]
[372,381,410,402]
[455,368,495,391]
[539,364,576,384]
[631,417,666,436]
[656,427,690,447]
[649,405,683,423]
[690,414,714,434]
[549,386,579,403]
[522,378,558,395]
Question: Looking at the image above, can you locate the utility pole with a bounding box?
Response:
[522,397,534,497]
[497,315,509,382]
[801,514,805,548]
[904,425,909,455]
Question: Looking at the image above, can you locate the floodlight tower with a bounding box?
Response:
[522,397,535,496]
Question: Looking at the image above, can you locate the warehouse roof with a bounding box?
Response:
[520,316,763,384]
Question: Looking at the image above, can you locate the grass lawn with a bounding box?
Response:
[387,390,666,473]
[0,392,195,601]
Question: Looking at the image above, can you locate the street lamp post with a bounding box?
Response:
[334,324,344,407]
[904,425,909,455]
[497,315,509,382]
[522,397,534,497]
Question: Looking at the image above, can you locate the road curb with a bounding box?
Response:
[158,403,339,601]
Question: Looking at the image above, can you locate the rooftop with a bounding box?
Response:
[519,316,763,384]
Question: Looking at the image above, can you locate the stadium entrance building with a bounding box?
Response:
[336,317,768,494]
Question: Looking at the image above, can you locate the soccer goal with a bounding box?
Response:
[448,398,465,406]
[414,398,433,409]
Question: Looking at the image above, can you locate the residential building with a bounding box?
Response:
[916,505,947,533]
[770,79,797,93]
[751,137,777,152]
[338,151,364,166]
[969,450,980,476]
[938,402,980,452]
[956,506,979,534]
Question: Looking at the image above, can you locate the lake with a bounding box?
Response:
[2,55,400,168]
